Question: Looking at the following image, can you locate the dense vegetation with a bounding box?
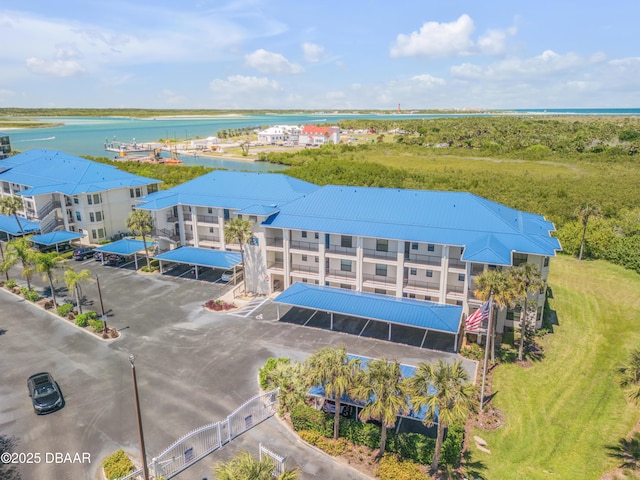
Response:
[259,116,640,274]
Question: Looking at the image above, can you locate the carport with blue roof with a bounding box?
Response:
[93,238,155,270]
[154,246,242,282]
[30,231,84,253]
[274,282,463,352]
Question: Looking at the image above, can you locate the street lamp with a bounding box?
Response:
[129,354,149,480]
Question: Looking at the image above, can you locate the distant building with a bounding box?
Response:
[0,149,160,244]
[0,132,11,160]
[298,125,340,146]
[257,125,301,144]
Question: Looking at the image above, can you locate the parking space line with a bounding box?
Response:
[358,319,371,336]
[303,310,318,326]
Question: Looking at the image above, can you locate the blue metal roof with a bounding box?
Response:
[155,246,242,269]
[30,231,84,245]
[264,185,560,265]
[308,354,432,421]
[0,149,159,196]
[274,282,462,334]
[136,170,318,212]
[0,214,40,235]
[94,238,154,256]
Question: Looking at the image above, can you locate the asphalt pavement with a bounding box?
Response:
[0,257,476,480]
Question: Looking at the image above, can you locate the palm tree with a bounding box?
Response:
[0,195,26,236]
[5,237,36,290]
[305,345,361,440]
[125,210,154,270]
[266,360,308,414]
[616,348,640,404]
[575,202,600,261]
[406,360,476,473]
[473,269,516,363]
[350,358,408,457]
[0,240,9,281]
[224,217,253,295]
[34,251,65,307]
[212,450,299,480]
[64,268,92,314]
[508,263,544,361]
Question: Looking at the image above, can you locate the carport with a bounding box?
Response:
[274,282,463,352]
[93,238,155,269]
[154,247,242,281]
[30,231,84,253]
[0,214,40,240]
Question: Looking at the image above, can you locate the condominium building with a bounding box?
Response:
[0,149,160,244]
[0,132,11,160]
[139,171,560,334]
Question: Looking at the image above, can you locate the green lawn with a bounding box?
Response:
[468,255,640,480]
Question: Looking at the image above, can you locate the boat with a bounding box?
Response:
[104,138,162,153]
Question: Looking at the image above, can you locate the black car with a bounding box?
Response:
[27,372,63,414]
[73,246,95,260]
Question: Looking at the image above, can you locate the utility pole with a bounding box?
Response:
[129,355,149,480]
[96,276,107,334]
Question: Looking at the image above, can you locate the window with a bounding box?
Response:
[543,256,550,267]
[209,227,214,233]
[301,231,307,238]
[340,260,352,272]
[411,242,419,250]
[410,268,417,276]
[148,184,158,194]
[408,293,416,299]
[89,212,95,222]
[91,229,97,239]
[513,253,528,266]
[314,232,319,239]
[376,239,388,252]
[488,264,497,271]
[75,211,81,221]
[134,189,140,199]
[302,278,307,283]
[130,189,135,198]
[427,244,435,252]
[208,208,213,214]
[341,236,352,248]
[87,195,92,205]
[375,264,387,277]
[249,216,257,223]
[426,270,433,277]
[458,273,465,282]
[374,289,386,295]
[302,255,308,262]
[97,228,105,238]
[96,211,103,222]
[315,257,319,263]
[456,300,463,306]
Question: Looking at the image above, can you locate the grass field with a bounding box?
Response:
[467,255,640,479]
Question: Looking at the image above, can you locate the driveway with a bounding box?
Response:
[0,259,476,479]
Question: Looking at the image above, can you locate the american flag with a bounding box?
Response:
[466,300,491,331]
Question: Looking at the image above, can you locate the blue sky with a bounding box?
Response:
[2,0,639,109]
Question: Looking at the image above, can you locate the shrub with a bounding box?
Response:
[259,357,290,390]
[386,432,435,465]
[298,430,322,445]
[204,299,236,311]
[89,319,105,333]
[439,424,464,467]
[75,311,97,328]
[315,436,350,456]
[23,288,40,302]
[339,417,381,449]
[290,404,332,437]
[57,303,74,317]
[102,449,134,480]
[459,343,484,361]
[375,453,428,480]
[19,286,28,295]
[5,279,16,289]
[150,259,159,268]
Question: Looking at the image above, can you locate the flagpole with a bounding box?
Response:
[480,295,493,411]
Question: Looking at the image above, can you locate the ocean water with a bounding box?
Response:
[5,109,639,170]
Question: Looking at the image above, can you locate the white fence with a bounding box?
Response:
[116,388,279,480]
[259,442,286,477]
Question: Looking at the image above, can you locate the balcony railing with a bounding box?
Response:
[362,273,397,286]
[196,214,218,224]
[36,200,61,220]
[198,234,220,243]
[155,228,179,241]
[326,268,357,279]
[326,245,357,256]
[290,240,319,252]
[266,237,284,248]
[267,261,284,270]
[166,214,178,222]
[404,279,440,291]
[290,264,320,275]
[405,253,442,267]
[363,248,397,260]
[446,285,464,295]
[448,258,466,269]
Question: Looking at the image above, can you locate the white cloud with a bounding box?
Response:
[302,42,324,63]
[210,74,280,93]
[410,74,446,87]
[390,14,516,58]
[25,57,86,77]
[244,49,304,74]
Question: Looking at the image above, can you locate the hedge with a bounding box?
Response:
[102,449,134,480]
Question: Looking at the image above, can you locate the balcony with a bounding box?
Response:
[326,245,357,256]
[403,279,440,293]
[448,258,466,270]
[198,234,220,244]
[325,269,357,280]
[446,284,464,296]
[405,253,442,267]
[267,261,284,271]
[362,273,397,287]
[290,264,320,275]
[290,240,319,252]
[196,214,218,224]
[266,237,284,248]
[166,214,178,222]
[363,248,397,261]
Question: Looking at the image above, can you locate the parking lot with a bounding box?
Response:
[0,258,475,479]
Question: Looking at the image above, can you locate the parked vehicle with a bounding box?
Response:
[73,247,95,260]
[27,372,63,414]
[104,254,126,266]
[221,269,242,283]
[322,399,352,417]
